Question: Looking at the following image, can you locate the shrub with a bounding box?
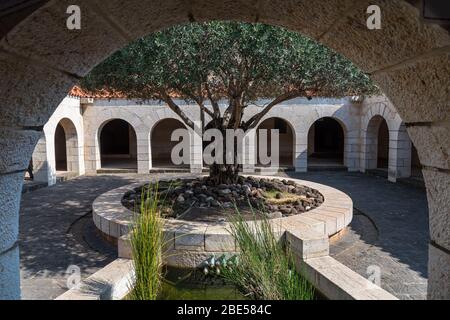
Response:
[222,209,314,300]
[129,184,165,300]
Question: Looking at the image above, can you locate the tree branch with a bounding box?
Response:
[204,82,221,118]
[159,91,200,133]
[243,90,305,130]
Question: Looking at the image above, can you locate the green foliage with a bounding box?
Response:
[82,21,377,102]
[129,184,165,300]
[221,210,315,300]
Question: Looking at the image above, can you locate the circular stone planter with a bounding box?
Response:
[92,175,353,268]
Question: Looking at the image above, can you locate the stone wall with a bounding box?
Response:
[34,95,411,180]
[31,96,85,186]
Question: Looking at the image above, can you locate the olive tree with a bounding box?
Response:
[82,22,376,183]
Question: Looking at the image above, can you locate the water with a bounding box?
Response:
[158,267,247,300]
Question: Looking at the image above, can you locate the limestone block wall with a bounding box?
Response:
[32,96,85,186]
[360,96,412,182]
[81,99,202,174]
[36,95,414,178]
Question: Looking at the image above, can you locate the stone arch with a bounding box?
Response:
[364,115,390,171]
[150,117,190,168]
[256,117,296,168]
[31,112,83,186]
[0,0,448,300]
[97,119,138,171]
[307,117,347,169]
[54,118,81,174]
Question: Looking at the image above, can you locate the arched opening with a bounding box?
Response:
[54,118,80,175]
[377,119,389,169]
[2,0,448,300]
[308,117,345,169]
[54,124,67,171]
[151,118,189,168]
[256,117,294,168]
[365,115,390,172]
[99,119,137,170]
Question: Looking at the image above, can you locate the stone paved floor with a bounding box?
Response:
[19,174,180,300]
[282,171,429,300]
[19,171,429,300]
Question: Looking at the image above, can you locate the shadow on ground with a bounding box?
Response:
[284,171,429,299]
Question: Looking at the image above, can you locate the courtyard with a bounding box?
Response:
[0,0,448,303]
[19,171,428,300]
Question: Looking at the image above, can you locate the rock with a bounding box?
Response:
[275,192,282,199]
[210,200,220,207]
[242,185,251,195]
[267,211,283,219]
[218,184,228,189]
[185,190,194,197]
[176,194,185,203]
[222,202,233,208]
[287,185,296,193]
[280,206,292,215]
[219,188,232,195]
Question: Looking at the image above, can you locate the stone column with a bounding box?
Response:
[0,127,41,299]
[422,168,450,299]
[189,126,203,174]
[242,129,256,174]
[345,130,360,172]
[388,125,412,182]
[294,129,307,172]
[136,130,150,174]
[31,133,51,185]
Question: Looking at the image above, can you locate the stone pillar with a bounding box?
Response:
[294,137,307,172]
[0,127,41,299]
[422,168,450,299]
[31,133,51,185]
[388,125,412,182]
[136,130,150,174]
[242,129,256,173]
[345,130,360,172]
[189,126,203,174]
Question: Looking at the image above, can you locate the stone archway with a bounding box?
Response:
[54,118,80,174]
[307,117,346,169]
[99,119,138,171]
[365,115,390,171]
[0,0,448,299]
[54,123,67,171]
[150,118,190,168]
[256,117,295,168]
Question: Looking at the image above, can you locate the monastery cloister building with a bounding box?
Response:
[31,94,420,187]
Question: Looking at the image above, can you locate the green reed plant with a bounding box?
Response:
[129,183,165,300]
[221,208,315,300]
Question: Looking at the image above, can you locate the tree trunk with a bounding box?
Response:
[206,119,242,185]
[209,163,240,185]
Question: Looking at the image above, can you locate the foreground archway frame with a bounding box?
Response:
[0,0,448,299]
